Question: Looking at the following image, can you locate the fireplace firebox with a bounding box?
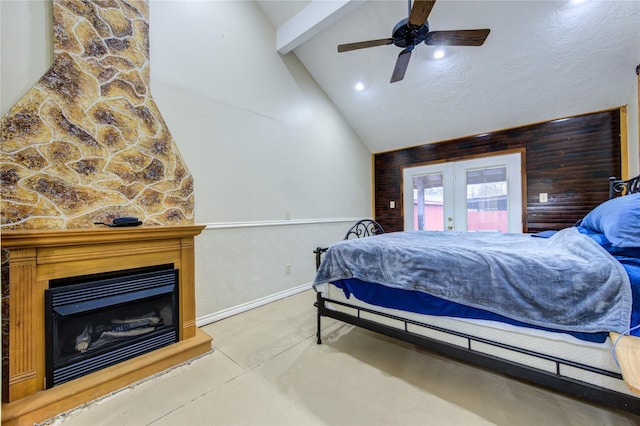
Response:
[45,265,179,388]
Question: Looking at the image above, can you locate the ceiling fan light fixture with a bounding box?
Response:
[354,81,365,91]
[336,0,490,83]
[433,47,446,59]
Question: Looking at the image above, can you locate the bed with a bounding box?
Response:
[313,174,640,414]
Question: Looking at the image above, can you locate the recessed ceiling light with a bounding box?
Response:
[433,47,446,59]
[354,81,365,91]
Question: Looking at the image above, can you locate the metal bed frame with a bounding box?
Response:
[314,177,640,415]
[313,219,385,269]
[610,175,640,198]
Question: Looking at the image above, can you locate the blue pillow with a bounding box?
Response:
[580,193,640,247]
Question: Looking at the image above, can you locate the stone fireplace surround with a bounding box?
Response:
[1,0,195,229]
[1,225,212,425]
[0,2,212,421]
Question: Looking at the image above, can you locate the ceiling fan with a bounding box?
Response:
[337,0,490,83]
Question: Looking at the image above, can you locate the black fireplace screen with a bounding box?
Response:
[45,265,179,388]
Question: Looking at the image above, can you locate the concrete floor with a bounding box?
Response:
[46,290,640,426]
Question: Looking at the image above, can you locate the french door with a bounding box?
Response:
[402,153,523,232]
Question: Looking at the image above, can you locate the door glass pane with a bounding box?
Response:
[412,173,443,231]
[466,166,508,232]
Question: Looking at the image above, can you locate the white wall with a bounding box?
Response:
[148,1,372,320]
[1,0,373,322]
[0,1,52,112]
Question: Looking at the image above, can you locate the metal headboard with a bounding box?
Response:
[314,219,385,270]
[343,219,385,240]
[609,175,640,198]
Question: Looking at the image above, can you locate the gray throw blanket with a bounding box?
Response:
[314,227,632,333]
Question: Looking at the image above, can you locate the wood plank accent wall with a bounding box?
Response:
[374,109,622,233]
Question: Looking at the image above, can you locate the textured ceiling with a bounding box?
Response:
[257,0,640,153]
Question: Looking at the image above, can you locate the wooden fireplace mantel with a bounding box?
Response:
[1,225,212,425]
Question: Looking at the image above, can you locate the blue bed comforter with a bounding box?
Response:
[313,227,632,334]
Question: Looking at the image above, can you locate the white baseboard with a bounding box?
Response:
[196,282,313,326]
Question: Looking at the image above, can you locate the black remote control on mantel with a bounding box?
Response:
[94,217,143,227]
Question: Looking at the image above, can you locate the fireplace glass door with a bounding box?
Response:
[45,266,179,388]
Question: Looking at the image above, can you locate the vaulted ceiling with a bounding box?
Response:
[256,0,640,153]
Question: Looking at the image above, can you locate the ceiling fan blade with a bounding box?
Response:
[408,0,437,27]
[390,48,412,83]
[338,38,393,53]
[425,29,491,46]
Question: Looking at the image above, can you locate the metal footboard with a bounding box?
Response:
[315,294,640,415]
